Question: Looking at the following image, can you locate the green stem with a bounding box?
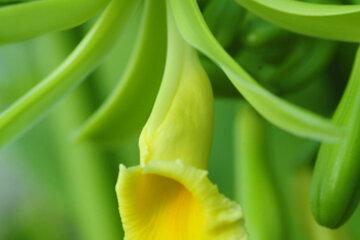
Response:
[0,0,110,44]
[235,0,360,42]
[78,0,167,146]
[0,0,140,148]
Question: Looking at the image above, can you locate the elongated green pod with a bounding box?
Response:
[295,170,352,240]
[235,103,284,240]
[235,0,360,42]
[0,0,141,148]
[169,0,341,142]
[0,0,110,44]
[78,0,166,146]
[310,46,360,228]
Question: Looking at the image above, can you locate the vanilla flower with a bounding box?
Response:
[116,12,246,240]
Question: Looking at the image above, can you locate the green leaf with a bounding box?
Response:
[169,0,341,141]
[0,0,110,44]
[78,0,167,146]
[0,0,141,148]
[235,0,360,42]
[310,46,360,228]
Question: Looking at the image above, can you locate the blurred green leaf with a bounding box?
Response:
[235,0,360,42]
[311,46,360,228]
[0,0,141,148]
[235,104,285,240]
[0,0,109,44]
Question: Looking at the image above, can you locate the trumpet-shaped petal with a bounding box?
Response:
[116,159,247,240]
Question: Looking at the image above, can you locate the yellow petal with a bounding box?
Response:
[116,160,247,240]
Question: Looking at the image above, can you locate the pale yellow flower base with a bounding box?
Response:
[116,160,247,240]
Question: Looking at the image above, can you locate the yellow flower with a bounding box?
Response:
[117,160,245,240]
[116,12,247,240]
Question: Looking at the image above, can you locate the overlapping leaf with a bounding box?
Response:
[235,0,360,42]
[169,0,341,141]
[0,0,141,148]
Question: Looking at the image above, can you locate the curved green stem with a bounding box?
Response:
[235,0,360,42]
[0,0,110,44]
[169,0,341,142]
[0,0,141,148]
[78,0,167,146]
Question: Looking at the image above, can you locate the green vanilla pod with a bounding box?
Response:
[235,0,360,43]
[235,103,284,240]
[310,46,360,228]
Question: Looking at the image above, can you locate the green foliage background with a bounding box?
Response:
[1,0,360,239]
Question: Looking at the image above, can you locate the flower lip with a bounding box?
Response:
[116,160,247,240]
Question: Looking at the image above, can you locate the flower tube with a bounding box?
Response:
[115,8,247,240]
